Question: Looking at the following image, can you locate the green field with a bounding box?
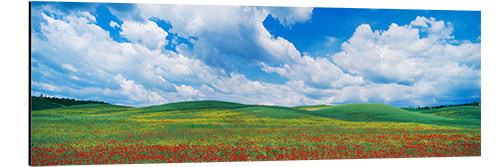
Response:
[30,98,481,165]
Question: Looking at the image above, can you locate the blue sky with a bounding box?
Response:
[30,2,481,107]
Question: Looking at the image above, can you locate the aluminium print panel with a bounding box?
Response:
[30,1,481,166]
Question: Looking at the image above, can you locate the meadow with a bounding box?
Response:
[30,97,481,166]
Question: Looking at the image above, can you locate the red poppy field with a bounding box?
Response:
[30,100,481,166]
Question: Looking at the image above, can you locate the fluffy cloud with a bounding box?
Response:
[79,11,96,23]
[174,84,204,99]
[205,73,336,106]
[332,17,480,84]
[109,20,119,28]
[120,20,168,50]
[261,55,364,88]
[410,16,454,40]
[114,74,167,105]
[31,3,480,107]
[32,7,182,106]
[136,4,360,90]
[32,6,319,107]
[136,5,306,68]
[266,7,313,27]
[331,16,480,105]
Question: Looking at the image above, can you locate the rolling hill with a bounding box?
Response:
[404,105,480,120]
[31,96,108,110]
[31,96,64,110]
[306,103,480,128]
[31,98,480,128]
[140,100,250,113]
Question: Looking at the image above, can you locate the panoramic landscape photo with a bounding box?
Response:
[30,2,481,166]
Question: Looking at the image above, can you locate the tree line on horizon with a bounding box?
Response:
[32,94,480,110]
[407,101,480,110]
[31,94,109,110]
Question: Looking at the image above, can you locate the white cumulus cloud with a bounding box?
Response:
[114,74,167,105]
[261,55,364,88]
[109,20,119,28]
[174,84,204,99]
[266,7,313,27]
[120,20,168,50]
[329,16,480,106]
[32,5,480,108]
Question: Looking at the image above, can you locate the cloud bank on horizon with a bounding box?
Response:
[30,2,481,107]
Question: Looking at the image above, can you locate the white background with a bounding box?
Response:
[0,0,498,166]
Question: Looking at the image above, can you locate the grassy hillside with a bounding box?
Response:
[31,96,108,110]
[294,105,332,111]
[31,103,132,119]
[31,96,64,110]
[31,99,480,128]
[233,106,312,119]
[404,105,480,120]
[140,100,249,113]
[31,100,481,165]
[308,103,480,128]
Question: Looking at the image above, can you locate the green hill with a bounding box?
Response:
[233,106,311,119]
[404,105,480,119]
[31,96,64,110]
[294,105,332,111]
[140,100,250,113]
[31,103,132,119]
[307,103,480,128]
[140,101,315,119]
[31,96,108,111]
[31,98,480,128]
